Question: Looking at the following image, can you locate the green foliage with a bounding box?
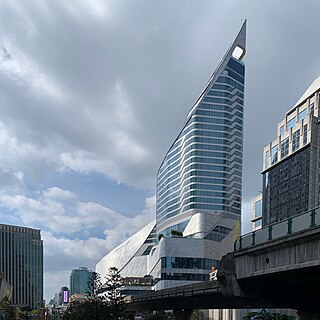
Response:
[63,300,110,320]
[63,267,126,320]
[158,233,164,241]
[146,311,173,320]
[0,297,16,320]
[105,267,126,320]
[170,230,183,237]
[243,310,297,320]
[191,310,205,320]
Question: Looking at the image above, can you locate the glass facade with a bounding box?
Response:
[281,137,289,159]
[161,257,219,270]
[299,109,307,122]
[156,57,244,234]
[287,117,296,131]
[0,224,43,309]
[70,267,94,295]
[254,199,262,218]
[292,130,300,152]
[262,147,310,226]
[262,76,320,228]
[271,145,278,165]
[204,225,232,242]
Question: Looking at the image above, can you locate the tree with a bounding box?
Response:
[158,233,164,241]
[170,230,183,237]
[63,272,109,320]
[191,310,205,320]
[0,297,16,320]
[242,310,297,320]
[105,267,126,320]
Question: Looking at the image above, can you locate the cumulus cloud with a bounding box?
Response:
[0,184,155,301]
[0,188,154,236]
[43,187,77,200]
[44,196,154,300]
[1,0,320,302]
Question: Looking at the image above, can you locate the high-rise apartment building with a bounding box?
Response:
[97,21,246,292]
[70,267,93,295]
[0,224,43,309]
[262,77,320,226]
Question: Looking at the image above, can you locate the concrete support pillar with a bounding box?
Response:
[297,311,320,320]
[173,309,193,320]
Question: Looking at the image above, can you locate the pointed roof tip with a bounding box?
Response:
[182,20,247,125]
[233,19,247,60]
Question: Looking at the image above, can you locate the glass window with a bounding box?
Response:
[281,137,289,158]
[254,200,262,218]
[271,145,278,165]
[299,109,307,122]
[310,103,314,116]
[255,219,262,228]
[265,150,269,169]
[287,117,296,131]
[280,125,284,136]
[303,124,308,145]
[292,130,300,152]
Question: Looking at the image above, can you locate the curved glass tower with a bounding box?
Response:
[96,22,247,293]
[156,21,246,236]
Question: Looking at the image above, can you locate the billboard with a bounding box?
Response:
[63,290,69,303]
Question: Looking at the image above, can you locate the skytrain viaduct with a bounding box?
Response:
[128,216,320,320]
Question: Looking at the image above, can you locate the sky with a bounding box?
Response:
[1,0,320,302]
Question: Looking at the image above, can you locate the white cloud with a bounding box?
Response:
[43,187,77,200]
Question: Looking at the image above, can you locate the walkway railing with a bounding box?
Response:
[234,206,320,251]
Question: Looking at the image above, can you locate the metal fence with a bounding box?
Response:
[234,206,320,251]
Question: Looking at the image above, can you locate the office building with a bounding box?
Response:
[97,20,246,293]
[262,76,320,226]
[252,195,262,230]
[58,286,69,305]
[0,224,43,309]
[70,267,93,295]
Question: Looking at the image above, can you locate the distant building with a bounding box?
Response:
[0,224,43,309]
[262,76,320,226]
[70,267,93,295]
[252,195,262,230]
[58,286,69,305]
[69,293,88,303]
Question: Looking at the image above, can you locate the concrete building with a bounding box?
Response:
[262,76,320,226]
[97,22,246,319]
[0,223,43,309]
[70,267,93,295]
[252,194,262,230]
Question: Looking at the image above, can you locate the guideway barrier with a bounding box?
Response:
[234,206,320,251]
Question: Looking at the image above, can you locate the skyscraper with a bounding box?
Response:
[262,76,320,226]
[70,267,93,295]
[156,22,246,238]
[97,21,246,290]
[0,223,43,309]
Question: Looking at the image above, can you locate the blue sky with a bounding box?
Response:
[1,0,320,302]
